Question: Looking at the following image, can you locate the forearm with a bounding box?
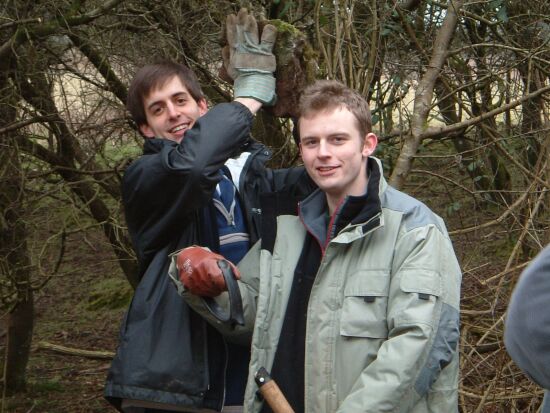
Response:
[182,281,257,345]
[234,97,262,115]
[171,101,254,174]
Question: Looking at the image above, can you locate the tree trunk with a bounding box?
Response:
[389,0,464,190]
[0,73,34,394]
[4,287,34,394]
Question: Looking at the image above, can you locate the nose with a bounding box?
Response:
[317,140,330,158]
[166,102,180,119]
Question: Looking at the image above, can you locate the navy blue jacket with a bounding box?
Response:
[104,102,313,411]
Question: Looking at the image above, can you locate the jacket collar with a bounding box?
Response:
[298,157,385,250]
[142,137,174,154]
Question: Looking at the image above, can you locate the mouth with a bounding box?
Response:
[317,166,339,172]
[170,123,189,134]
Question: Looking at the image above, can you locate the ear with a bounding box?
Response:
[362,133,378,157]
[139,123,155,138]
[198,98,208,116]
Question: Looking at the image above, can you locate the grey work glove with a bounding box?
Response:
[224,8,277,105]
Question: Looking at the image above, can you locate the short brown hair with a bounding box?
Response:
[127,61,205,127]
[297,80,372,138]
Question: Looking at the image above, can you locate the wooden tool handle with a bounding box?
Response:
[255,367,295,413]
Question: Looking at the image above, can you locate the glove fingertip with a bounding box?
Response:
[261,24,277,45]
[226,13,237,29]
[244,15,259,39]
[237,8,248,24]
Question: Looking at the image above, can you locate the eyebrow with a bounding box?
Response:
[146,91,189,111]
[302,132,350,140]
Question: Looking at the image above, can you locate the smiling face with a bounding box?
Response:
[299,106,377,214]
[139,75,208,143]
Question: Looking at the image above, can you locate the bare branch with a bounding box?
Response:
[0,115,56,135]
[421,84,550,140]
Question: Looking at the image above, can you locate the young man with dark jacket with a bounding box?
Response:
[174,80,462,412]
[104,9,313,413]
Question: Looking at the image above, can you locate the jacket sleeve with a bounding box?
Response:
[505,244,550,389]
[269,166,316,196]
[175,241,262,345]
[123,102,254,268]
[337,223,461,412]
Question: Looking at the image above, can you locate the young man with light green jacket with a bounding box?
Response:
[172,80,462,413]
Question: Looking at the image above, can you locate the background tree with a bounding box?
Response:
[0,0,548,411]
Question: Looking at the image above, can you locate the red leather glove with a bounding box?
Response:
[176,246,240,297]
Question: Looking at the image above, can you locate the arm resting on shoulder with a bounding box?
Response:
[175,241,263,345]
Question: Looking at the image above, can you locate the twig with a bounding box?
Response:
[480,261,530,285]
[449,176,538,235]
[35,341,114,359]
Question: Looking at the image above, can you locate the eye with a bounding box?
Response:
[301,139,317,148]
[151,105,164,116]
[175,96,186,105]
[331,136,346,144]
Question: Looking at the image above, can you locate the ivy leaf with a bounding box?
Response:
[496,6,509,22]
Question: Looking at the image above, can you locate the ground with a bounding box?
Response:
[3,225,130,413]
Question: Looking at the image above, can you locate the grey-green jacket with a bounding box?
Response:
[179,157,461,413]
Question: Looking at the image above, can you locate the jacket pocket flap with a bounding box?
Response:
[340,312,388,339]
[400,269,442,296]
[344,270,390,297]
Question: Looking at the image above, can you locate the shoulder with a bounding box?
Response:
[509,246,550,304]
[381,186,446,234]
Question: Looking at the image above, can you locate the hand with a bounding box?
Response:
[224,8,277,105]
[176,246,240,297]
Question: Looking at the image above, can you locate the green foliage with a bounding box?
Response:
[381,21,403,37]
[446,201,462,216]
[31,378,65,392]
[85,277,133,311]
[490,0,509,22]
[100,140,142,165]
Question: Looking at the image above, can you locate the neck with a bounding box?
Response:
[325,173,370,216]
[326,196,340,217]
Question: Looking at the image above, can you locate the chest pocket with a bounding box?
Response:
[340,270,390,339]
